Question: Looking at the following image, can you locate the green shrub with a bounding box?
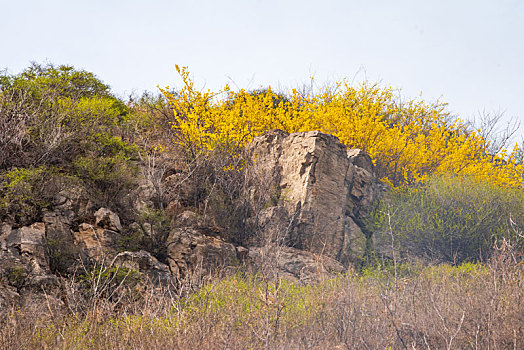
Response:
[369,174,524,263]
[116,209,172,263]
[0,63,129,169]
[0,166,55,224]
[72,155,138,206]
[5,265,27,289]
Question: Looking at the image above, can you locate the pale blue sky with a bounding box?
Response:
[2,0,523,130]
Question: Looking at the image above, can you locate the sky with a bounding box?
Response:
[2,0,523,134]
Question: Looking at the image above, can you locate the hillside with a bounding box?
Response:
[0,63,523,349]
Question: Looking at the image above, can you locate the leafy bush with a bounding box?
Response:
[72,155,138,206]
[161,66,523,187]
[0,63,128,170]
[0,166,56,224]
[369,174,524,263]
[4,264,27,290]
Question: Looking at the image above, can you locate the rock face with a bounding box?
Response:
[5,222,48,270]
[73,223,117,258]
[0,222,61,308]
[245,130,378,265]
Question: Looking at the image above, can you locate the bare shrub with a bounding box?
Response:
[1,240,521,349]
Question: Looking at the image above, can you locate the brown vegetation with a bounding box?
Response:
[1,242,522,349]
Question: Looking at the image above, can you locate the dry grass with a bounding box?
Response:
[1,244,523,349]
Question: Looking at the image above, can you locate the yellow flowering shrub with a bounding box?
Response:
[161,66,523,188]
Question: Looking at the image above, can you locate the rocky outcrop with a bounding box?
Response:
[51,184,94,222]
[4,222,48,271]
[0,130,381,307]
[245,130,378,265]
[73,223,118,258]
[0,222,61,308]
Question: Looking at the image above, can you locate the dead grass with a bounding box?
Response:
[1,244,523,349]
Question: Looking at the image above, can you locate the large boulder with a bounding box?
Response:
[245,130,379,265]
[248,245,345,284]
[166,228,238,279]
[73,223,118,259]
[95,208,122,232]
[112,250,174,287]
[0,222,61,308]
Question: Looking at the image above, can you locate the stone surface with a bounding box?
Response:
[112,250,174,287]
[245,130,378,265]
[248,245,346,284]
[346,148,377,226]
[0,222,61,308]
[42,211,76,255]
[95,208,122,232]
[6,222,48,270]
[176,210,201,228]
[0,129,382,307]
[73,223,117,258]
[123,176,156,214]
[0,223,11,251]
[166,228,238,279]
[52,184,94,220]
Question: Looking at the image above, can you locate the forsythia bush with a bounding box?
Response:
[161,66,523,187]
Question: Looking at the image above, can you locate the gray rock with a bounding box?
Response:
[95,208,122,232]
[73,223,118,258]
[122,176,156,214]
[112,250,174,287]
[0,223,11,251]
[166,228,238,279]
[176,210,201,228]
[42,211,75,247]
[52,184,93,219]
[248,245,346,284]
[7,222,48,271]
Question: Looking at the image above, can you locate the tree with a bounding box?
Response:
[0,62,127,169]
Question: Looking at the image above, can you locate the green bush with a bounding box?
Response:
[5,265,27,289]
[116,209,172,263]
[0,166,54,224]
[369,174,524,263]
[72,155,138,205]
[0,63,129,169]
